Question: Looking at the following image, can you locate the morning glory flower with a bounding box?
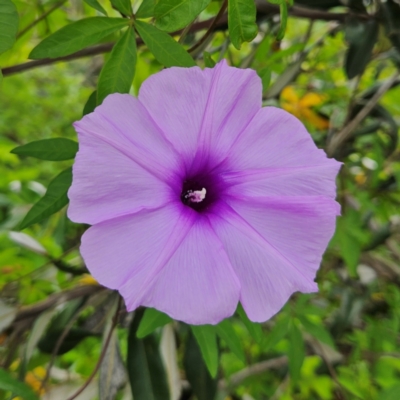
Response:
[68,60,340,325]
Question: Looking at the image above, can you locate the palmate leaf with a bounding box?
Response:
[29,17,129,59]
[228,0,258,50]
[0,369,39,400]
[97,27,137,104]
[0,0,19,55]
[134,20,196,67]
[11,138,78,161]
[20,168,72,230]
[191,325,219,378]
[155,0,211,32]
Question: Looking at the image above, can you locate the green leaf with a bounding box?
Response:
[134,20,195,67]
[276,1,288,40]
[29,17,129,59]
[183,331,217,400]
[84,0,108,15]
[136,0,156,19]
[264,317,289,350]
[378,384,400,400]
[111,0,133,16]
[203,51,216,67]
[0,369,39,400]
[344,18,379,79]
[298,316,336,349]
[11,138,78,161]
[97,27,137,104]
[83,90,98,115]
[258,66,271,93]
[237,304,264,343]
[136,308,172,339]
[288,321,305,383]
[155,0,211,32]
[191,325,218,378]
[127,310,170,400]
[216,319,245,363]
[0,0,19,54]
[20,168,72,229]
[228,0,258,50]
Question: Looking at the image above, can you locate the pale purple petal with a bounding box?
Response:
[138,60,261,169]
[74,94,182,184]
[220,107,340,198]
[222,163,340,199]
[209,197,338,322]
[68,132,175,225]
[140,216,241,325]
[80,204,194,294]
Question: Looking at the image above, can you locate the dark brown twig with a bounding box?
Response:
[65,297,121,400]
[2,5,369,77]
[188,0,228,53]
[17,0,68,39]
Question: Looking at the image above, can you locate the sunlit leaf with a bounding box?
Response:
[216,319,245,363]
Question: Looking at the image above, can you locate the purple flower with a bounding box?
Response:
[68,60,340,325]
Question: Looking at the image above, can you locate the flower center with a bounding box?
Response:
[181,176,216,212]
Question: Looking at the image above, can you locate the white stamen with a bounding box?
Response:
[188,188,207,203]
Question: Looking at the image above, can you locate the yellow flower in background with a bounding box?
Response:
[280,86,330,130]
[78,273,98,285]
[14,366,47,399]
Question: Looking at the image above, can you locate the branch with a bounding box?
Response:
[326,71,400,156]
[2,4,367,77]
[17,0,68,39]
[13,285,106,324]
[219,356,288,390]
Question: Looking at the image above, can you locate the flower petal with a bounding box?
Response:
[140,216,241,325]
[80,204,194,294]
[209,197,338,322]
[138,60,261,169]
[68,128,175,225]
[222,163,340,199]
[220,106,340,198]
[74,93,182,184]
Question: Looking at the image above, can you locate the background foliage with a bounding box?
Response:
[1,0,400,399]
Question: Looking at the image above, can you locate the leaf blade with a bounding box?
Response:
[20,168,72,229]
[215,319,245,363]
[155,0,211,32]
[137,308,172,339]
[0,369,39,400]
[11,138,78,161]
[29,17,129,59]
[191,325,218,378]
[97,27,137,104]
[228,0,258,50]
[0,0,19,54]
[134,20,195,67]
